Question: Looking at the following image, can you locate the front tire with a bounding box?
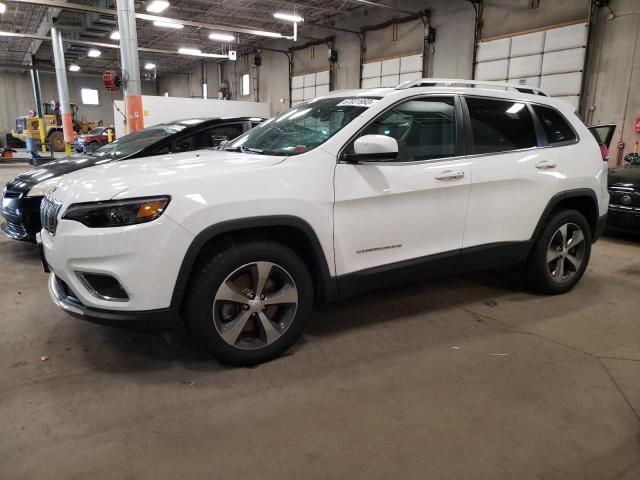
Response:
[525,209,592,294]
[185,240,313,366]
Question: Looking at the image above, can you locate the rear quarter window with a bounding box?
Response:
[532,105,577,145]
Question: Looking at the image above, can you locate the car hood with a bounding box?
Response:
[6,155,112,192]
[50,149,287,205]
[608,164,640,188]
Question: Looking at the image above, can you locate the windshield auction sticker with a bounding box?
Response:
[337,98,379,107]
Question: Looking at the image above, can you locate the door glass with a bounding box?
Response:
[174,135,195,153]
[202,124,245,148]
[350,97,457,161]
[532,105,577,145]
[466,97,537,154]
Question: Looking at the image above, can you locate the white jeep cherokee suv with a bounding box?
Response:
[41,79,609,365]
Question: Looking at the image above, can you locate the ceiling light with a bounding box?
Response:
[247,29,282,39]
[153,20,183,29]
[69,64,80,72]
[87,49,101,58]
[178,47,202,56]
[110,31,120,40]
[273,12,304,22]
[144,63,156,70]
[0,3,6,14]
[146,0,170,13]
[209,32,235,42]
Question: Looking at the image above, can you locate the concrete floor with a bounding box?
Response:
[1,164,639,479]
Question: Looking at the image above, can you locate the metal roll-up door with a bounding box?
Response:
[291,70,330,107]
[362,53,423,88]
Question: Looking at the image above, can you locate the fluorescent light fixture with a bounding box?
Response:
[208,32,235,42]
[146,0,170,13]
[153,20,183,29]
[178,47,201,56]
[506,103,525,114]
[110,31,120,40]
[273,12,304,22]
[69,64,80,72]
[144,62,156,70]
[87,49,101,58]
[0,3,6,14]
[247,29,282,39]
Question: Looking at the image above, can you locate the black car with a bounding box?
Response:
[1,116,264,242]
[608,150,640,233]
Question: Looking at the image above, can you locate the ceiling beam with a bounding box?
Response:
[6,0,294,39]
[339,0,418,15]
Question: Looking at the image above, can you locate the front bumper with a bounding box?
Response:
[606,205,640,233]
[1,193,43,242]
[48,273,177,330]
[42,213,194,327]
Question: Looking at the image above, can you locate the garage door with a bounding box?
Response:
[475,22,587,109]
[291,70,330,107]
[361,53,423,89]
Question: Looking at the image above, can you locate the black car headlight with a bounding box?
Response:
[62,196,171,228]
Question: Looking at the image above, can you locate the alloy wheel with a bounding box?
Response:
[213,261,298,350]
[546,222,586,283]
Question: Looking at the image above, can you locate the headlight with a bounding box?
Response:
[26,177,61,197]
[62,196,171,228]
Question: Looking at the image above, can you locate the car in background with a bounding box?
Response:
[607,150,640,233]
[1,116,265,242]
[72,126,115,153]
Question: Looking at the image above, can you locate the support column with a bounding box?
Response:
[29,55,47,154]
[116,0,144,133]
[50,26,74,156]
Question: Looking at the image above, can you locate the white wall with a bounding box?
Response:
[112,95,270,137]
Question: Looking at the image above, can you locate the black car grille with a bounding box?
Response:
[40,196,62,235]
[1,220,29,240]
[609,189,640,209]
[55,276,82,306]
[2,188,22,199]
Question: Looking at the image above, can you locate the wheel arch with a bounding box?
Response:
[530,189,600,249]
[170,216,337,314]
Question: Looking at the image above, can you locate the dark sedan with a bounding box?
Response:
[1,116,265,242]
[608,152,640,233]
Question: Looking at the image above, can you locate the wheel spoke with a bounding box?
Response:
[565,254,580,270]
[264,286,298,306]
[220,310,252,345]
[568,229,584,248]
[553,257,565,279]
[558,224,568,246]
[258,311,282,344]
[216,280,249,304]
[547,247,562,264]
[255,262,273,297]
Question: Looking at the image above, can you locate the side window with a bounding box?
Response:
[148,142,170,155]
[174,135,196,153]
[465,97,537,154]
[350,96,457,162]
[532,105,577,145]
[201,124,245,148]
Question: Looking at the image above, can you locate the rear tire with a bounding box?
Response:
[87,141,100,153]
[525,209,592,294]
[185,240,313,366]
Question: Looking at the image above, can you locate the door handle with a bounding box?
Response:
[535,160,557,170]
[435,170,465,181]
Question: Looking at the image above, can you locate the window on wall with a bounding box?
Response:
[81,88,99,105]
[241,74,250,96]
[465,97,537,154]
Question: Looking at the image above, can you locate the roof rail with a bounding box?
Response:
[395,78,548,96]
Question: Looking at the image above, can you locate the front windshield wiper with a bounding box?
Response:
[224,146,265,154]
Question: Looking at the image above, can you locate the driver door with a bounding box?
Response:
[333,95,471,294]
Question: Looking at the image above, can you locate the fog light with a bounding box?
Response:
[77,272,129,301]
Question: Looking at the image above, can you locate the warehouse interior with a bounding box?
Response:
[1,0,640,478]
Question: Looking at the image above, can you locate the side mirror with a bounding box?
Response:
[624,152,639,163]
[344,135,398,163]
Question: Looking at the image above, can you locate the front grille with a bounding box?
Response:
[55,276,82,307]
[2,187,22,199]
[609,189,640,209]
[40,196,62,235]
